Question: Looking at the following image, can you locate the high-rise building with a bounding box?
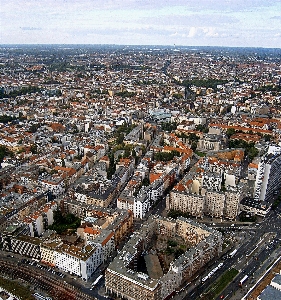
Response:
[254,151,281,202]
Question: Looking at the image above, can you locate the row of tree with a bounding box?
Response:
[228,139,259,160]
[0,85,41,99]
[181,79,228,91]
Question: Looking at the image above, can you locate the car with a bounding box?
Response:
[220,295,224,299]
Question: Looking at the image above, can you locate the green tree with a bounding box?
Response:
[188,133,199,142]
[226,128,236,138]
[29,124,39,133]
[116,133,124,144]
[248,147,259,160]
[142,177,150,186]
[61,158,66,167]
[132,149,136,157]
[0,145,11,163]
[191,142,197,151]
[53,210,63,223]
[173,93,183,99]
[0,115,15,123]
[195,124,208,133]
[65,213,75,224]
[30,144,37,154]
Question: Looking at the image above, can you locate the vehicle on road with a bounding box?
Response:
[239,275,248,287]
[202,263,223,282]
[90,274,103,289]
[229,249,237,258]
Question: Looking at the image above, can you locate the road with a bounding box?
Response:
[178,206,281,300]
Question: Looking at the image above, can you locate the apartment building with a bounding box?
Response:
[168,190,204,218]
[105,216,222,300]
[168,177,240,220]
[254,151,281,202]
[197,134,222,151]
[54,243,103,281]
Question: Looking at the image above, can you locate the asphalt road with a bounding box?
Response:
[179,206,281,300]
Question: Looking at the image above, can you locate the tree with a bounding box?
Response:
[142,177,150,186]
[30,144,37,154]
[116,133,124,144]
[195,124,208,133]
[188,133,199,142]
[226,128,236,138]
[131,149,136,157]
[0,145,11,163]
[61,158,66,167]
[29,124,39,133]
[173,93,183,99]
[0,115,15,124]
[124,147,130,158]
[65,213,75,224]
[53,210,63,223]
[191,142,197,151]
[248,147,259,160]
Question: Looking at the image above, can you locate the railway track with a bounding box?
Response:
[0,260,95,300]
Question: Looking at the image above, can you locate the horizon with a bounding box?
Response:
[1,44,281,50]
[1,0,281,48]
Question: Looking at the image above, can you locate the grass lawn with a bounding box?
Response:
[195,151,206,157]
[201,268,239,300]
[0,276,34,300]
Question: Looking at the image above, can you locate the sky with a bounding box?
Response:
[1,0,281,48]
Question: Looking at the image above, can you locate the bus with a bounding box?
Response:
[239,275,248,287]
[90,275,103,289]
[229,249,237,258]
[202,263,223,282]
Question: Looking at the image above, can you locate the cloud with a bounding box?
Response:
[1,0,281,47]
[188,27,197,38]
[270,15,281,20]
[187,27,219,38]
[21,27,42,31]
[203,27,219,37]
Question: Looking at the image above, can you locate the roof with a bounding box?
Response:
[248,163,258,169]
[209,123,272,134]
[144,254,163,279]
[84,227,101,235]
[258,285,281,300]
[101,231,114,246]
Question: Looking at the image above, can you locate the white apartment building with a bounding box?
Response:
[54,243,103,281]
[254,151,281,202]
[134,193,149,219]
[23,202,57,237]
[41,177,65,196]
[202,172,222,192]
[117,189,134,211]
[92,230,115,263]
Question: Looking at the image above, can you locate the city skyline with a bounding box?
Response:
[1,0,281,48]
